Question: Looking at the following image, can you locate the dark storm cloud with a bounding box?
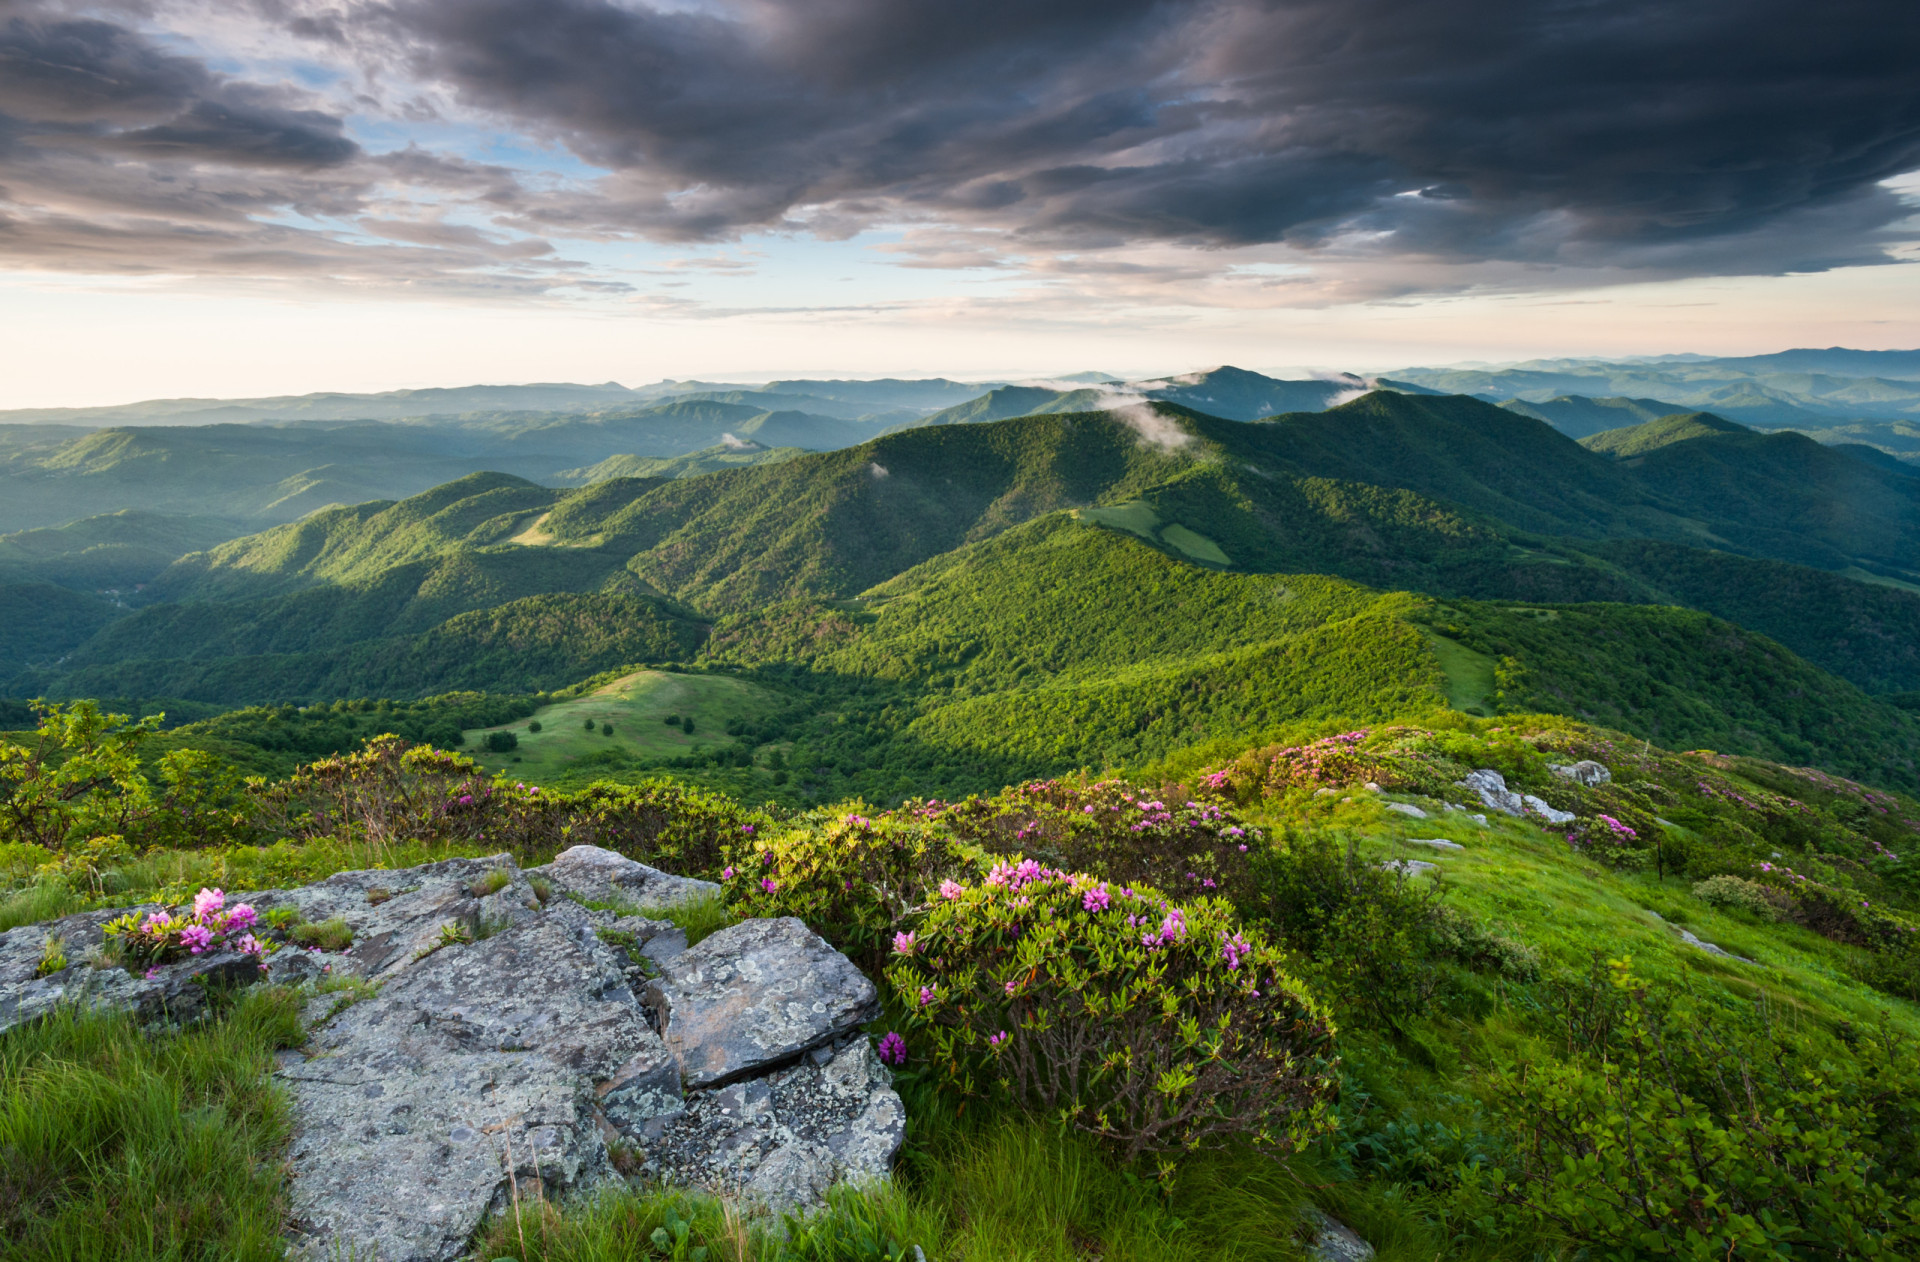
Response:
[347,0,1920,266]
[1,0,1917,289]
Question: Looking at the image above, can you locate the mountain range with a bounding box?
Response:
[10,381,1920,799]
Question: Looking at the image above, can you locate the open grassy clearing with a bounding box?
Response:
[463,669,785,781]
[1420,632,1498,715]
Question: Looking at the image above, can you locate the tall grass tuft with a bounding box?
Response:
[0,985,304,1259]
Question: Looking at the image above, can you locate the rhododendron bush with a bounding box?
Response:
[722,808,959,968]
[917,777,1265,909]
[887,861,1338,1163]
[102,886,268,972]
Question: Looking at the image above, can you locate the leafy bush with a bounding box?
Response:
[723,809,958,969]
[527,720,542,733]
[1250,833,1446,1030]
[1692,874,1785,920]
[485,730,519,753]
[1490,957,1920,1258]
[1852,931,1920,1001]
[1428,906,1540,981]
[888,861,1338,1166]
[920,777,1264,909]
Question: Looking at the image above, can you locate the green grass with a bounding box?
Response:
[1421,631,1497,714]
[0,985,304,1259]
[464,669,784,781]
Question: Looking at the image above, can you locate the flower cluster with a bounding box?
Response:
[103,887,268,972]
[887,868,1336,1161]
[916,778,1264,909]
[877,1031,907,1066]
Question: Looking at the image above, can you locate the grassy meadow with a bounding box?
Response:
[463,668,786,781]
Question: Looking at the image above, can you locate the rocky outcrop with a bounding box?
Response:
[3,847,902,1262]
[1458,769,1575,824]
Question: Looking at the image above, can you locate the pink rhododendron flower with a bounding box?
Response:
[760,877,778,894]
[224,904,257,932]
[877,1031,906,1066]
[918,986,935,1006]
[892,931,917,955]
[179,925,213,954]
[1082,885,1110,913]
[939,880,964,900]
[192,888,224,918]
[721,866,736,880]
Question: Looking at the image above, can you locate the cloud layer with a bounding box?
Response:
[1,0,1916,300]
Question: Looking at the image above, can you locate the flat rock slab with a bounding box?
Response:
[1406,838,1465,852]
[247,854,544,982]
[649,917,880,1089]
[1379,859,1438,876]
[0,907,264,1038]
[527,844,721,913]
[1383,801,1428,819]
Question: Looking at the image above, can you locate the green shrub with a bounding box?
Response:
[1428,907,1540,981]
[921,777,1264,909]
[724,809,958,969]
[1251,833,1446,1031]
[485,730,519,753]
[527,720,543,733]
[585,717,596,731]
[889,861,1338,1166]
[1490,957,1920,1258]
[681,716,695,735]
[1853,932,1920,1001]
[664,713,680,726]
[602,722,614,736]
[1692,874,1785,921]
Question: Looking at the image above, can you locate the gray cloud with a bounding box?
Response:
[0,0,1916,293]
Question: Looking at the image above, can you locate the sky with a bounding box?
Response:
[1,0,1917,407]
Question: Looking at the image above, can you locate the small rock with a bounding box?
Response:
[1406,838,1465,852]
[1383,802,1428,819]
[1549,760,1612,786]
[1304,1207,1376,1262]
[1379,859,1438,877]
[1522,795,1576,825]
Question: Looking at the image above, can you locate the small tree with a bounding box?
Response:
[527,720,543,733]
[485,730,519,753]
[682,716,696,735]
[601,722,614,736]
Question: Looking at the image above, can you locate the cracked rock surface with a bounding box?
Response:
[647,916,881,1089]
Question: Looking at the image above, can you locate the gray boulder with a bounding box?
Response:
[1550,760,1612,786]
[526,844,721,913]
[1382,801,1428,819]
[1406,838,1465,852]
[647,916,881,1089]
